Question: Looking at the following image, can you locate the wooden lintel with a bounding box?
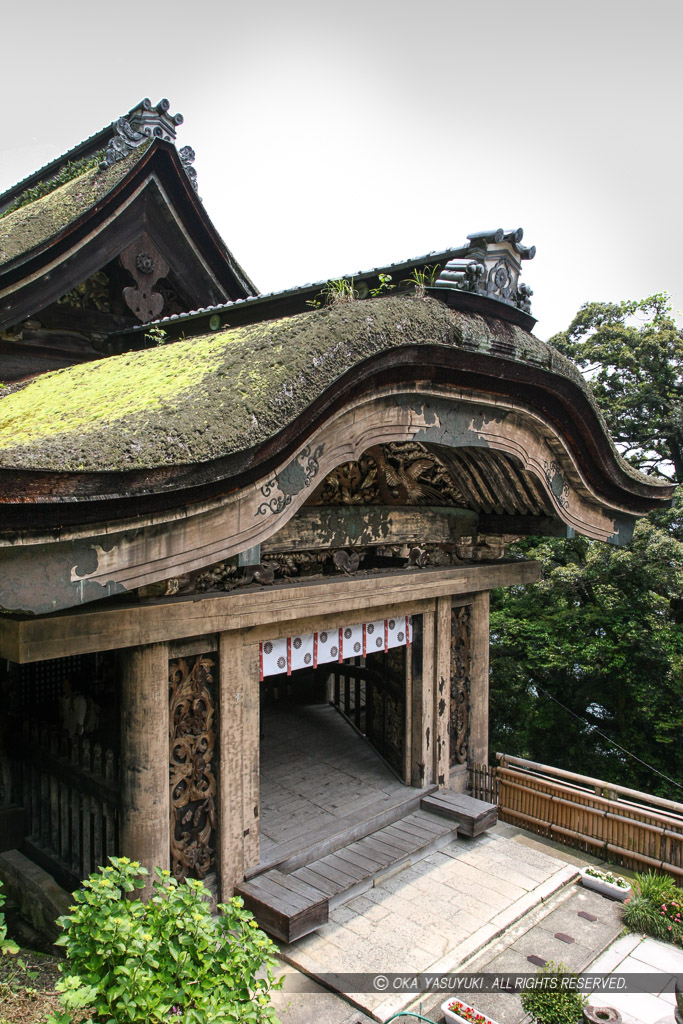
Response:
[261,505,479,554]
[0,561,540,664]
[168,635,218,658]
[478,514,567,538]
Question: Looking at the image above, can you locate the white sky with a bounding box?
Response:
[2,0,682,340]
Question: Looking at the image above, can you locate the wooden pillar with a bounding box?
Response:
[119,642,169,891]
[434,596,451,788]
[411,609,435,787]
[218,631,246,897]
[242,643,260,871]
[468,591,490,766]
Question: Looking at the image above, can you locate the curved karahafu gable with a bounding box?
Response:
[0,293,673,614]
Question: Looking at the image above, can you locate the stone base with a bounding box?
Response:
[0,849,72,943]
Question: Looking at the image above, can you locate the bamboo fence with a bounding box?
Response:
[469,754,683,881]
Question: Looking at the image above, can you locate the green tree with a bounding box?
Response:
[490,294,683,798]
[550,293,683,480]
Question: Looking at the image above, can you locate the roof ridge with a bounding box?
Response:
[0,98,184,215]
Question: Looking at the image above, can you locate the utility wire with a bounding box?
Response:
[536,685,683,793]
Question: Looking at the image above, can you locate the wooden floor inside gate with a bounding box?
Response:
[236,704,495,942]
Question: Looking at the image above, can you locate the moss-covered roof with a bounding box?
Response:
[0,295,655,484]
[0,143,151,267]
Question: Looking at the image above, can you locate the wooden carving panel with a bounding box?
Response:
[169,654,217,883]
[449,605,471,765]
[120,234,169,323]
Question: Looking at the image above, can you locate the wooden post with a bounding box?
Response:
[434,596,451,788]
[119,642,169,893]
[241,643,260,871]
[411,609,435,787]
[218,631,245,897]
[468,591,490,767]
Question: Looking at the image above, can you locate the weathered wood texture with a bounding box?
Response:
[10,720,118,887]
[0,562,540,664]
[434,596,451,788]
[119,643,169,892]
[411,610,434,787]
[237,807,458,940]
[218,632,245,897]
[235,869,328,943]
[261,505,477,553]
[467,591,490,766]
[241,645,260,871]
[421,790,497,837]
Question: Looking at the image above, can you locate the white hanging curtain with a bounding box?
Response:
[259,615,412,681]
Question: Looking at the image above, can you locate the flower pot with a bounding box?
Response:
[441,997,500,1024]
[579,867,631,902]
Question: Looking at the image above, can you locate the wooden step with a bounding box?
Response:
[246,784,438,879]
[421,790,497,837]
[291,809,459,910]
[235,869,328,943]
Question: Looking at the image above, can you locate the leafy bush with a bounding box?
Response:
[632,869,678,904]
[0,882,18,958]
[520,960,587,1024]
[54,857,282,1024]
[622,870,683,946]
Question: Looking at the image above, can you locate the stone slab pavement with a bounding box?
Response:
[276,822,584,1020]
[269,822,683,1024]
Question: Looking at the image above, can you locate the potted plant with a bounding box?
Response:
[579,865,632,901]
[441,998,500,1024]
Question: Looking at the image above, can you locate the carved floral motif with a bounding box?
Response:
[449,605,471,765]
[311,442,465,507]
[169,656,217,883]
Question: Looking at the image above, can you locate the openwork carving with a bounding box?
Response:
[57,270,111,312]
[169,655,217,883]
[311,442,466,507]
[449,605,471,766]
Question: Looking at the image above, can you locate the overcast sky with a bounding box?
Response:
[2,0,681,339]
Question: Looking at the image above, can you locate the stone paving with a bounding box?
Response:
[276,822,581,1019]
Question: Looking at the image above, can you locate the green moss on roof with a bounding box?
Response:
[0,295,634,474]
[0,142,151,267]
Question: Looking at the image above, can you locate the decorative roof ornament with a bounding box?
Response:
[432,228,535,314]
[179,146,199,193]
[99,98,185,170]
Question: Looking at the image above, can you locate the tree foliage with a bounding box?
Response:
[490,294,683,799]
[550,293,683,479]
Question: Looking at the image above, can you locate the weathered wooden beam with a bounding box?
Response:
[261,505,479,553]
[468,592,490,766]
[119,643,169,893]
[478,514,567,537]
[434,596,451,788]
[0,562,540,664]
[218,631,245,898]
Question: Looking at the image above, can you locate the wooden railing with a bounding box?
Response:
[10,718,120,889]
[469,754,683,882]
